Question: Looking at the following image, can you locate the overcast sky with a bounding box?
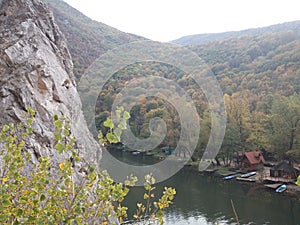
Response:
[64,0,300,42]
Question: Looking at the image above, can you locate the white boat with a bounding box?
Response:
[240,171,256,178]
[131,151,141,155]
[275,184,287,193]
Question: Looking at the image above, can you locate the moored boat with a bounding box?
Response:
[132,151,141,155]
[275,184,287,193]
[240,171,256,178]
[223,174,237,180]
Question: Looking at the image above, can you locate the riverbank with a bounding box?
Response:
[108,146,300,198]
[190,163,300,199]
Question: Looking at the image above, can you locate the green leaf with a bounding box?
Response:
[55,143,64,153]
[123,111,131,120]
[16,208,23,216]
[26,118,34,125]
[3,199,11,207]
[103,118,114,129]
[118,120,127,130]
[26,107,36,117]
[54,132,62,141]
[114,128,122,140]
[28,216,35,223]
[106,133,119,143]
[98,131,105,145]
[157,209,164,217]
[2,124,9,132]
[63,128,70,136]
[40,194,46,201]
[26,127,33,133]
[116,108,122,121]
[53,114,59,121]
[54,119,63,130]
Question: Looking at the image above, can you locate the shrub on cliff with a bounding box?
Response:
[0,108,175,225]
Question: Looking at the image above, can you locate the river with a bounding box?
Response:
[105,149,300,225]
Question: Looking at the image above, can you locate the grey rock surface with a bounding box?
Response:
[0,0,101,165]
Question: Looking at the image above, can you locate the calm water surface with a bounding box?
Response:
[105,149,300,225]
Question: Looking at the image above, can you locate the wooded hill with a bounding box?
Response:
[172,20,300,46]
[45,0,144,78]
[189,26,300,96]
[46,0,300,163]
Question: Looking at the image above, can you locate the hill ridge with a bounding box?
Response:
[172,20,300,46]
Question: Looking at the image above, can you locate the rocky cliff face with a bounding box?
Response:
[0,0,101,164]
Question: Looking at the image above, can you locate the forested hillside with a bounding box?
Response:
[45,0,300,163]
[190,28,300,96]
[92,24,300,162]
[172,20,300,46]
[45,0,143,78]
[190,27,300,162]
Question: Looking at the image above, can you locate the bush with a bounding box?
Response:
[0,108,175,224]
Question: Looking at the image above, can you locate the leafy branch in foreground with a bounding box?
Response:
[0,109,134,224]
[0,108,175,224]
[132,174,176,225]
[98,106,130,145]
[99,107,176,225]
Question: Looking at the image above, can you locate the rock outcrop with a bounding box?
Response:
[0,0,101,164]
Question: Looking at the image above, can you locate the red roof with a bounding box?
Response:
[244,151,265,165]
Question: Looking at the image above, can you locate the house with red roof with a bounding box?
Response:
[241,151,265,171]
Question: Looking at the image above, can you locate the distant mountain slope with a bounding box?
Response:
[44,0,144,78]
[172,21,300,46]
[189,27,300,95]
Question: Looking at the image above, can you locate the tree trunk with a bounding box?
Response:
[215,158,221,166]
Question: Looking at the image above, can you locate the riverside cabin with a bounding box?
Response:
[240,151,265,171]
[270,161,299,180]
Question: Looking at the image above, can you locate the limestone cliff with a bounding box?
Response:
[0,0,101,164]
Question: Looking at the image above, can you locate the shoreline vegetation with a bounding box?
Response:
[190,161,300,198]
[111,145,300,199]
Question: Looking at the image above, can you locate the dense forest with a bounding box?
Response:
[89,27,300,163]
[47,0,300,163]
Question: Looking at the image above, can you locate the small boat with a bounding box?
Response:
[131,151,141,155]
[275,184,287,193]
[240,171,256,178]
[223,174,237,180]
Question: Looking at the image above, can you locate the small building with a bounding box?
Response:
[270,161,299,180]
[241,151,265,171]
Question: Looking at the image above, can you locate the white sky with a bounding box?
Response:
[63,0,300,42]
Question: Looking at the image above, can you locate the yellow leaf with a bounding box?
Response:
[59,162,65,170]
[144,193,149,199]
[2,177,8,183]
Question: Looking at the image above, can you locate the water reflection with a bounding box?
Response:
[107,149,300,225]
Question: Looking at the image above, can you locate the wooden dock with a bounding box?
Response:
[264,176,294,183]
[236,177,256,182]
